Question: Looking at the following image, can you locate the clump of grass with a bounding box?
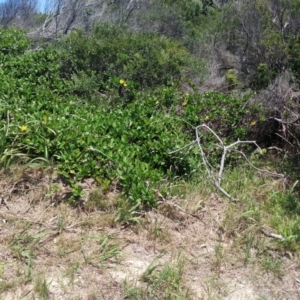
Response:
[0,279,15,294]
[204,275,228,300]
[261,255,284,278]
[115,199,142,225]
[215,162,300,278]
[123,252,192,299]
[212,243,225,273]
[84,235,121,267]
[142,215,171,245]
[64,261,80,285]
[34,277,50,299]
[86,188,118,212]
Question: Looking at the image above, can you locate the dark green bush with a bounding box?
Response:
[250,63,276,90]
[0,26,30,55]
[59,23,188,89]
[0,26,258,208]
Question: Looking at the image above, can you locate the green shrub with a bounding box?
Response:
[0,26,30,55]
[59,23,188,90]
[225,69,238,88]
[0,26,254,209]
[250,63,275,90]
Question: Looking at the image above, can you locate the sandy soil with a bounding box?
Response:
[0,167,299,299]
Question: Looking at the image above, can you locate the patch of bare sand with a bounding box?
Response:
[0,168,300,299]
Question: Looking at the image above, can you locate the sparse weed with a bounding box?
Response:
[56,216,66,233]
[86,235,121,267]
[143,216,170,244]
[265,182,300,251]
[212,243,225,273]
[123,252,191,300]
[0,280,15,294]
[211,163,300,288]
[0,262,15,293]
[243,233,256,265]
[45,183,61,201]
[9,222,46,263]
[204,275,226,300]
[261,255,284,278]
[65,261,80,285]
[34,277,50,299]
[56,236,81,257]
[115,199,142,225]
[86,188,118,212]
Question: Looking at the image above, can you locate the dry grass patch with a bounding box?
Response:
[0,166,300,299]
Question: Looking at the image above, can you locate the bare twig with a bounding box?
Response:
[275,133,294,147]
[261,228,285,241]
[170,123,286,202]
[168,141,196,155]
[0,196,10,210]
[235,150,285,178]
[267,146,283,152]
[270,116,300,125]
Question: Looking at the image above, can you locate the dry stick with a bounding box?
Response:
[196,125,261,202]
[261,228,285,241]
[171,123,286,202]
[283,105,299,118]
[267,146,283,152]
[195,125,237,202]
[234,150,285,178]
[196,125,258,184]
[168,140,196,155]
[275,133,294,147]
[270,116,300,125]
[272,113,300,148]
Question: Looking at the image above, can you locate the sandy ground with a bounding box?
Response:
[0,167,299,299]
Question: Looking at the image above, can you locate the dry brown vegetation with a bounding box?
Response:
[0,166,299,299]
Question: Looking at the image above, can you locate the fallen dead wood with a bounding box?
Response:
[170,124,285,202]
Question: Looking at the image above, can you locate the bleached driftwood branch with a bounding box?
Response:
[170,124,285,202]
[261,228,285,241]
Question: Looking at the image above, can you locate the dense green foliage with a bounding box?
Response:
[1,0,300,208]
[59,24,187,88]
[0,25,254,207]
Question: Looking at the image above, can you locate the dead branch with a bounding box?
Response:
[235,149,285,179]
[270,116,300,125]
[169,123,285,202]
[275,133,294,147]
[267,146,283,152]
[261,228,285,241]
[168,141,196,155]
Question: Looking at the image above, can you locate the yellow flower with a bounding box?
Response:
[182,100,188,106]
[250,121,256,126]
[119,79,127,87]
[205,115,209,120]
[20,125,28,132]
